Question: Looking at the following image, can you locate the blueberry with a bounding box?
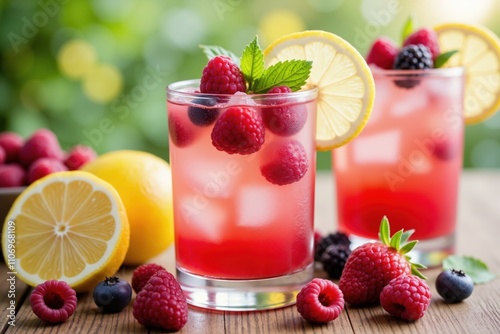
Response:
[93,276,132,313]
[436,268,474,303]
[188,96,219,126]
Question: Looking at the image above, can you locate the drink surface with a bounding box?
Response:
[168,91,316,279]
[334,70,464,240]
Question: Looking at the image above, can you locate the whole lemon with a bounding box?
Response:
[82,150,173,265]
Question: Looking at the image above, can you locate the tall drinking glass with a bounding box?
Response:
[167,80,318,310]
[333,67,465,267]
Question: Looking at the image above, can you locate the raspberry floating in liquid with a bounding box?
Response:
[262,85,307,136]
[260,139,308,186]
[211,106,265,155]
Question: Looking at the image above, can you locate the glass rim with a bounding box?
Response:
[371,66,465,78]
[166,79,319,101]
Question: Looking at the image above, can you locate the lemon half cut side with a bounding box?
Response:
[264,30,375,151]
[1,171,130,292]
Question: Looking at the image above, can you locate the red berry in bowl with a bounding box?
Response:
[27,158,67,184]
[0,164,26,187]
[30,280,77,324]
[19,129,63,166]
[200,55,246,94]
[211,106,265,155]
[296,278,344,323]
[0,131,24,163]
[262,86,308,136]
[64,145,97,170]
[133,270,188,331]
[131,263,166,294]
[380,275,431,321]
[366,37,399,69]
[260,139,308,185]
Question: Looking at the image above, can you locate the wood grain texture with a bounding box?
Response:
[1,170,499,334]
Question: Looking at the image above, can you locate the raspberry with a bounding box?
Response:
[0,146,5,165]
[380,275,431,321]
[260,139,308,185]
[27,158,68,184]
[403,28,440,60]
[188,96,220,126]
[0,131,24,163]
[168,112,195,148]
[320,244,351,279]
[0,164,26,187]
[366,37,399,69]
[296,278,344,323]
[19,129,63,166]
[133,270,188,331]
[29,280,77,324]
[262,86,307,136]
[211,106,265,155]
[131,263,166,293]
[314,231,350,261]
[200,55,246,94]
[64,145,97,170]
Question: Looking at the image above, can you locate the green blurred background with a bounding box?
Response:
[1,0,499,169]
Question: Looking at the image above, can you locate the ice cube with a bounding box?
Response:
[179,196,228,242]
[237,186,278,227]
[390,88,429,117]
[226,92,257,107]
[353,130,401,164]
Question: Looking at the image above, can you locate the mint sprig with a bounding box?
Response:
[443,255,496,284]
[240,37,265,92]
[201,36,312,93]
[199,44,240,66]
[434,50,459,68]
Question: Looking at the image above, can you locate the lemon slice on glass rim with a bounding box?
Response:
[1,171,130,292]
[434,23,500,125]
[264,30,375,151]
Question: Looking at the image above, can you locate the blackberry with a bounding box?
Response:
[314,231,350,261]
[393,44,433,89]
[188,96,219,126]
[320,244,351,279]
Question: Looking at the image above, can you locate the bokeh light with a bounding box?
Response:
[258,9,306,46]
[58,40,97,79]
[82,63,123,103]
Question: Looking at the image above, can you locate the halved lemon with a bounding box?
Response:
[264,30,375,151]
[434,23,500,125]
[1,171,129,292]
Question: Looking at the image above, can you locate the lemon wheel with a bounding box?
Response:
[264,30,375,151]
[1,171,129,292]
[434,23,500,125]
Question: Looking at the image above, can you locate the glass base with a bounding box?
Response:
[349,233,455,268]
[176,264,314,311]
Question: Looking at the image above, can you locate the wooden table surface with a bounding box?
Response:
[1,170,500,334]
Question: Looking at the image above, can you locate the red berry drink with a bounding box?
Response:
[167,79,318,310]
[333,67,465,266]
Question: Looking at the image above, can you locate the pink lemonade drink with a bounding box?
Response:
[333,67,465,266]
[167,79,318,310]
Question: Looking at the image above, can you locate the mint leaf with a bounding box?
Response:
[199,44,240,65]
[443,255,496,284]
[434,50,459,68]
[401,15,415,43]
[251,60,312,93]
[240,36,265,92]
